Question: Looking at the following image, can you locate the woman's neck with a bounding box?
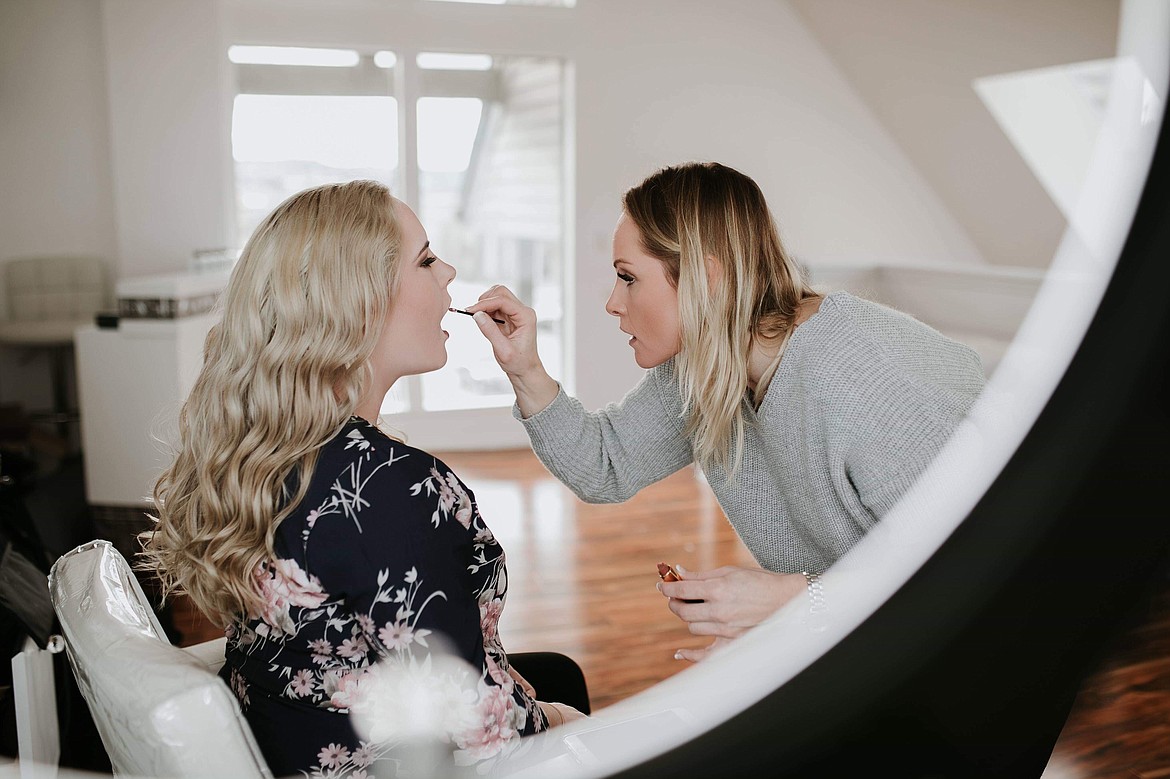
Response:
[746,295,824,390]
[352,401,381,426]
[353,376,396,426]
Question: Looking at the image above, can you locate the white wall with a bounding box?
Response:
[788,0,1121,269]
[223,0,987,407]
[0,0,117,284]
[0,0,118,409]
[100,0,235,278]
[4,0,1003,427]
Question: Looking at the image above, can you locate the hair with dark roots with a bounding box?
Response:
[622,161,818,474]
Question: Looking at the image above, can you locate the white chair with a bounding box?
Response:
[47,540,271,779]
[10,636,61,779]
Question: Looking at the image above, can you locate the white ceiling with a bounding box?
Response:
[787,0,1121,268]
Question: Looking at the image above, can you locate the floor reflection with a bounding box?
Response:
[436,448,755,710]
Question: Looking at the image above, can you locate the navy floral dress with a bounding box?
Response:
[219,417,547,778]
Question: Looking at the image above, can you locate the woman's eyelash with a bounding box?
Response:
[617,272,634,284]
[421,255,438,267]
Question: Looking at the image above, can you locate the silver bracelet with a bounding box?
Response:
[801,571,828,631]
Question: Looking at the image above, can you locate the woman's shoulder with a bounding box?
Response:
[810,290,920,332]
[801,292,979,362]
[292,418,476,541]
[784,291,985,394]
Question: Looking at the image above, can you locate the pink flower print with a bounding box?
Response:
[352,771,369,779]
[317,743,351,769]
[479,597,504,643]
[445,472,475,528]
[457,684,520,761]
[290,669,315,698]
[351,743,374,768]
[271,558,328,608]
[337,636,369,661]
[306,509,321,528]
[252,558,327,636]
[229,668,251,708]
[432,467,457,514]
[355,614,376,636]
[484,655,513,692]
[309,638,333,665]
[327,671,364,710]
[378,621,415,651]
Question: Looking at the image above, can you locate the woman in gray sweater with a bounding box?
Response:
[467,162,986,661]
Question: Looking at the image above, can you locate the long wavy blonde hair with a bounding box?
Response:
[142,180,402,627]
[622,162,818,476]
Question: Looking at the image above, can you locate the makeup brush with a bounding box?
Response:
[448,307,506,325]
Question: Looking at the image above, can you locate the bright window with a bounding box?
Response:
[231,94,399,250]
[229,48,567,419]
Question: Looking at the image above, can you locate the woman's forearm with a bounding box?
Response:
[510,365,560,419]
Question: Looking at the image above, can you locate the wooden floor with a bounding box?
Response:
[173,447,1170,777]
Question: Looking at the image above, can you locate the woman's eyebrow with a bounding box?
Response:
[415,241,431,261]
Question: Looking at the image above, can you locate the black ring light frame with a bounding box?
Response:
[609,53,1170,779]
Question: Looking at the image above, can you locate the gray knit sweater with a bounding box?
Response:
[515,292,986,573]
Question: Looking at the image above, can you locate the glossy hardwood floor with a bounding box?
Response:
[173,447,1170,777]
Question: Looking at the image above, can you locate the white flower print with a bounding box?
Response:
[345,428,371,451]
[367,568,444,657]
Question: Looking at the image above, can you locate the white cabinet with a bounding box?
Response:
[74,274,220,507]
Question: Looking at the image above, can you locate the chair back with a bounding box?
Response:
[48,540,271,779]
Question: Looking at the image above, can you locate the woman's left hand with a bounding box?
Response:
[658,565,806,662]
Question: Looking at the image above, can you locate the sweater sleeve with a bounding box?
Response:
[514,365,694,503]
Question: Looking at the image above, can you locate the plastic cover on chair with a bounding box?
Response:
[47,540,272,779]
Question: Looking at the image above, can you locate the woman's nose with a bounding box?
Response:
[444,259,457,284]
[605,284,623,317]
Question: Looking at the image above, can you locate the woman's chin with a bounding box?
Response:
[633,352,664,370]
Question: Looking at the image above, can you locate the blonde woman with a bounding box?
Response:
[144,181,586,778]
[470,162,986,662]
